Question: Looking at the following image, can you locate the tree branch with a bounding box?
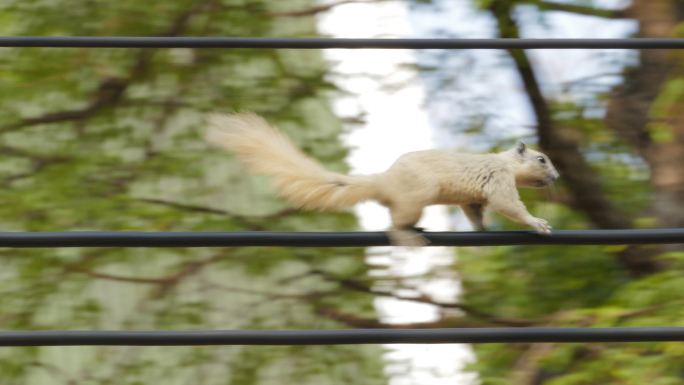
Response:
[132,197,299,230]
[524,0,630,19]
[314,304,504,329]
[1,152,72,186]
[313,269,537,326]
[1,77,128,133]
[511,343,556,385]
[1,1,211,133]
[268,0,390,17]
[204,281,333,301]
[65,253,226,297]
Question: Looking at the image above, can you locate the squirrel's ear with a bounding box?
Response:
[516,141,527,155]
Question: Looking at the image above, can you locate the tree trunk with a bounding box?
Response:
[606,0,684,228]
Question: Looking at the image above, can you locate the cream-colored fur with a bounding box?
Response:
[205,112,560,246]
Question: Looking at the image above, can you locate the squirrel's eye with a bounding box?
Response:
[537,156,546,164]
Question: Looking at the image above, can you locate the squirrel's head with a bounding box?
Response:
[505,142,560,188]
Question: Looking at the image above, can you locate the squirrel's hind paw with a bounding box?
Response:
[388,229,430,247]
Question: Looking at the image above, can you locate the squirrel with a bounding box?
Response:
[204,112,560,246]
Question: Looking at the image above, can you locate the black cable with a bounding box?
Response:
[0,229,681,248]
[2,327,684,346]
[2,37,684,49]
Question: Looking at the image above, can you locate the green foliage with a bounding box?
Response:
[3,1,683,384]
[648,77,684,143]
[451,1,684,383]
[0,0,385,384]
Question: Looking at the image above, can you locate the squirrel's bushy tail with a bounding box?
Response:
[205,112,377,210]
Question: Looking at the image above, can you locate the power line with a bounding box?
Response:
[0,229,681,247]
[3,34,684,351]
[3,327,684,346]
[2,37,684,49]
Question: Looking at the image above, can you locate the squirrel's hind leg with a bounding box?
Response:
[462,204,486,231]
[388,204,429,246]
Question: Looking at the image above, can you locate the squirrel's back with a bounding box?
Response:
[377,149,512,205]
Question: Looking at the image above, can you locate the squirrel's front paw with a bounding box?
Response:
[529,217,552,234]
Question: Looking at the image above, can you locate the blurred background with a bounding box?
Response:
[0,0,683,384]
